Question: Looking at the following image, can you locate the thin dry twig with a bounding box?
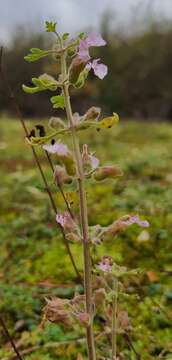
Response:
[0,316,23,360]
[0,46,81,281]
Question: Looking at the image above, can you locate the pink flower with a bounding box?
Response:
[97,256,113,273]
[78,33,106,61]
[56,213,67,228]
[43,141,69,155]
[86,33,106,47]
[121,215,149,228]
[107,214,149,236]
[98,262,112,272]
[77,33,107,79]
[86,59,108,80]
[82,144,99,171]
[77,47,90,62]
[89,154,99,170]
[56,212,76,232]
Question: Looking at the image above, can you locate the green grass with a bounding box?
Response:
[1,116,172,358]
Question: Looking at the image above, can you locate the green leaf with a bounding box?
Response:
[22,74,59,94]
[24,48,50,62]
[50,95,65,109]
[45,21,57,33]
[62,32,70,41]
[22,84,39,94]
[73,67,90,89]
[78,32,86,39]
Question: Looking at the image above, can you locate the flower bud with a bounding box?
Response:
[48,117,65,129]
[56,212,77,232]
[73,112,81,124]
[94,288,106,312]
[54,165,72,185]
[78,312,90,327]
[65,232,81,243]
[69,57,87,84]
[83,106,101,121]
[44,297,71,326]
[107,214,149,236]
[94,165,123,181]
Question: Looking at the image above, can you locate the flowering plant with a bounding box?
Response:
[23,21,149,360]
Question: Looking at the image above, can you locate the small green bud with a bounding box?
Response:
[45,21,57,33]
[48,117,65,129]
[62,32,70,41]
[78,32,86,39]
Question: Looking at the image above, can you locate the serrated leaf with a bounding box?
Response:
[62,32,70,41]
[45,21,57,33]
[50,95,65,109]
[23,74,59,94]
[24,48,50,62]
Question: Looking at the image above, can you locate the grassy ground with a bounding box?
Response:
[1,116,172,359]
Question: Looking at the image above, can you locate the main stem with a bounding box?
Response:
[112,279,118,360]
[61,52,96,360]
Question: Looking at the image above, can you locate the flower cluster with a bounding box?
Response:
[77,33,108,79]
[43,294,90,328]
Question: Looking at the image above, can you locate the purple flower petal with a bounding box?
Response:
[86,33,106,47]
[122,215,149,228]
[89,154,99,170]
[97,256,113,273]
[91,59,108,79]
[98,263,112,272]
[56,212,76,231]
[56,213,66,228]
[43,141,69,155]
[77,47,90,62]
[77,33,106,61]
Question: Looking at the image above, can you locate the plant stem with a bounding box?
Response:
[61,51,96,360]
[112,279,118,360]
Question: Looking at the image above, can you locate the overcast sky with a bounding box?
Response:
[1,0,172,43]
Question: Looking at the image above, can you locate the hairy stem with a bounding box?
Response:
[112,279,118,360]
[61,51,96,360]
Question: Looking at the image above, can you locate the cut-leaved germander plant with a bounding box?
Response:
[23,21,149,360]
